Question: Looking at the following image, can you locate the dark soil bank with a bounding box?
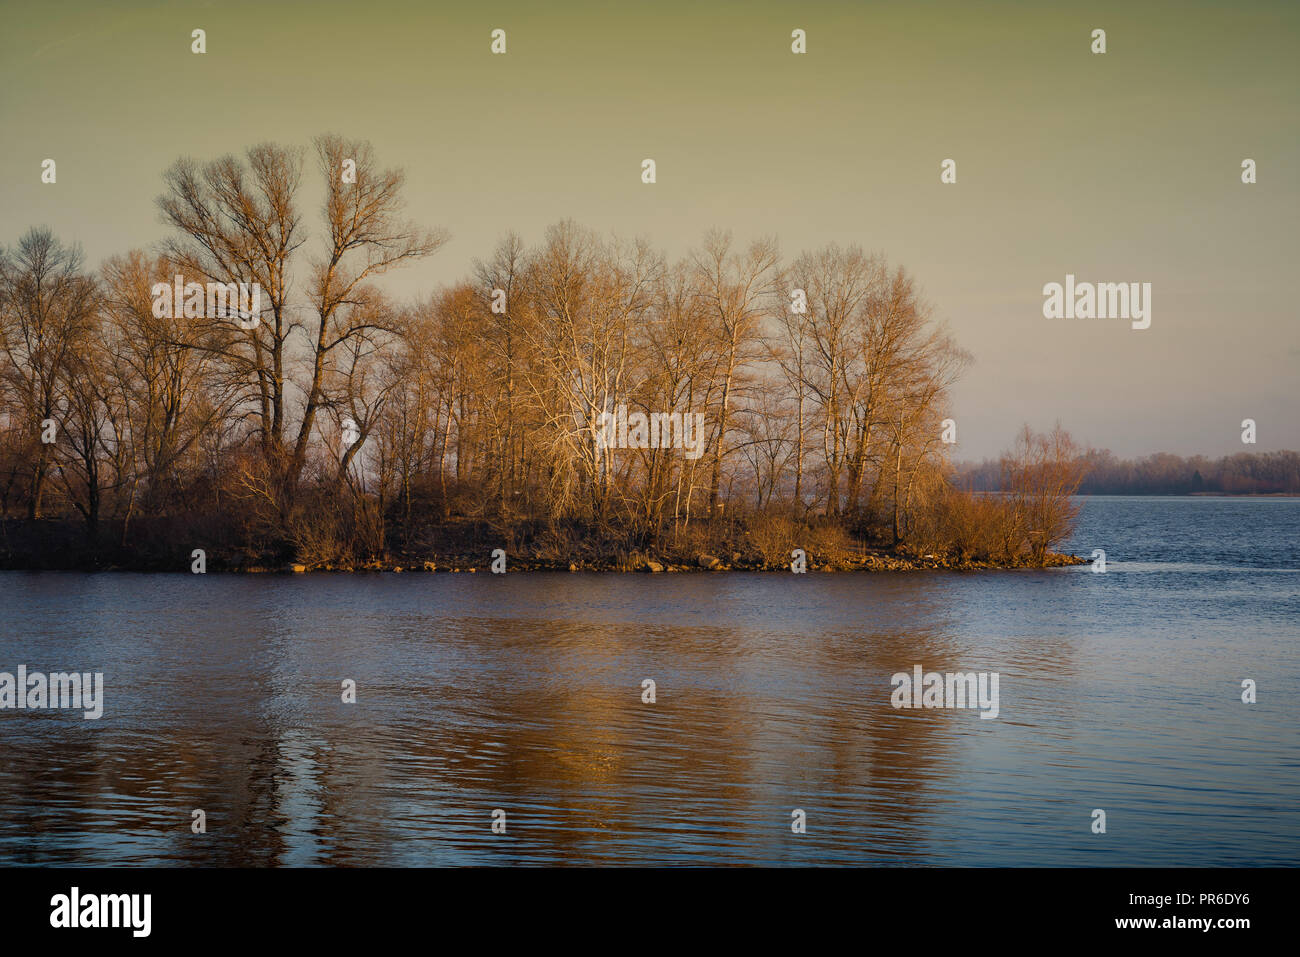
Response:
[0,518,1085,574]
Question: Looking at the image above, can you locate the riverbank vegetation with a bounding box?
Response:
[0,136,1089,572]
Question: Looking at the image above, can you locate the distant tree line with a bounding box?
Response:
[955,449,1300,495]
[0,136,1086,570]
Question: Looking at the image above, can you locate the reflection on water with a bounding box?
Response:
[0,497,1297,865]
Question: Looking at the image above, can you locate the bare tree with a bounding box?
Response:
[1001,424,1088,562]
[158,136,446,512]
[0,228,98,518]
[691,230,778,520]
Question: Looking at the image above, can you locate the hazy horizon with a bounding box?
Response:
[2,0,1296,459]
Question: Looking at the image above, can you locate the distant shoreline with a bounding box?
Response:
[1085,492,1300,498]
[972,491,1300,498]
[1165,492,1296,497]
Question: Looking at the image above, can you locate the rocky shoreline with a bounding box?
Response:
[235,551,1088,575]
[0,520,1088,574]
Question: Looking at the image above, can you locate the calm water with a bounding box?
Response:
[0,497,1296,866]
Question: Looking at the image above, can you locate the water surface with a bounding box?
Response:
[0,497,1296,865]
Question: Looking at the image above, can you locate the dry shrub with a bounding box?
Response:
[942,490,1021,563]
[907,485,1076,565]
[804,522,855,563]
[745,513,801,565]
[743,513,855,566]
[286,501,347,568]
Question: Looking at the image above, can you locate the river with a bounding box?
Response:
[0,496,1295,865]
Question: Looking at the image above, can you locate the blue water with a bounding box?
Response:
[0,497,1296,865]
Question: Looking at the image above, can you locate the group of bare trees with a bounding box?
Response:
[0,136,1082,568]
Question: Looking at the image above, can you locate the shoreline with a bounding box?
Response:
[0,552,1088,574]
[0,517,1088,575]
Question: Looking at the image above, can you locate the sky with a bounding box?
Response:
[1,0,1296,460]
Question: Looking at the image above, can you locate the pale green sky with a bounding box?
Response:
[2,0,1296,459]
